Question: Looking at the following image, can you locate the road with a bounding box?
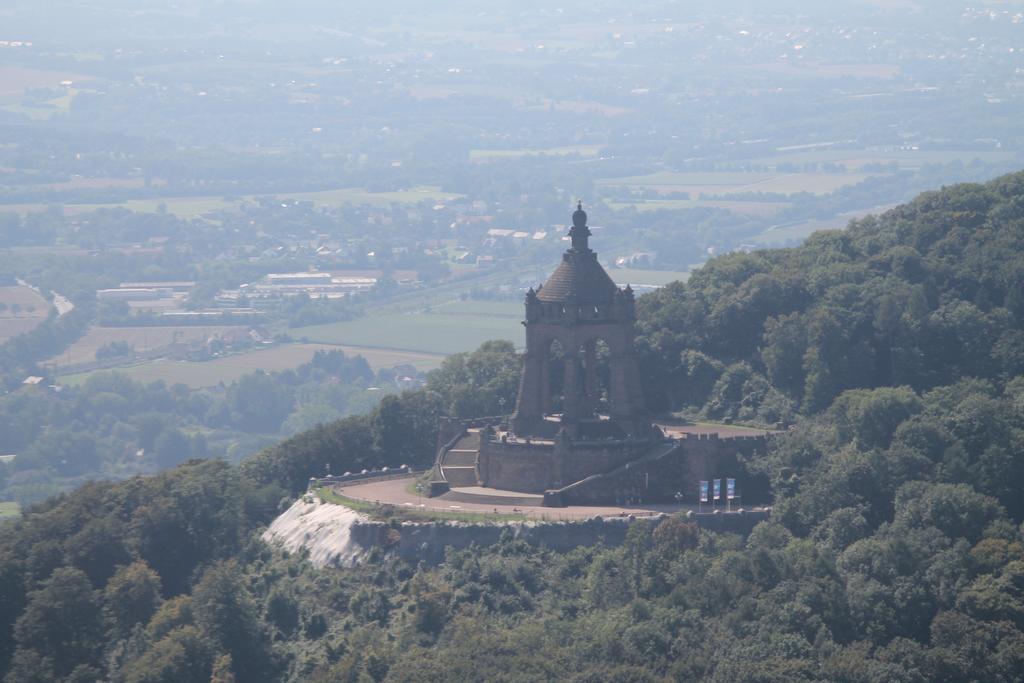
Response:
[16,278,74,316]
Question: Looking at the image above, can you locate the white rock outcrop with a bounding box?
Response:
[262,496,371,567]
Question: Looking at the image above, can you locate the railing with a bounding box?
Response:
[439,415,508,431]
[309,466,420,490]
[430,416,508,495]
[433,429,467,485]
[683,432,770,443]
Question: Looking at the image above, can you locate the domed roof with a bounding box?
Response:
[537,250,618,305]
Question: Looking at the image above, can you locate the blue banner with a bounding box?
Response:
[727,478,736,500]
[713,479,721,500]
[699,480,708,503]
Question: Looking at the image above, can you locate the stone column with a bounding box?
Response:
[512,345,546,434]
[607,370,647,435]
[541,351,552,415]
[621,331,647,423]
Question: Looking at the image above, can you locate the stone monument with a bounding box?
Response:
[429,204,769,507]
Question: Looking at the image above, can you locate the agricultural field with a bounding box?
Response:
[1,88,86,121]
[4,185,464,218]
[606,198,790,217]
[426,300,523,318]
[470,145,602,161]
[749,203,898,247]
[39,176,151,191]
[735,61,901,80]
[0,502,19,519]
[47,325,252,367]
[0,67,95,121]
[0,285,50,343]
[407,79,631,116]
[596,170,876,197]
[607,268,690,287]
[0,65,92,96]
[749,148,1018,173]
[281,185,463,208]
[61,342,445,389]
[291,300,525,356]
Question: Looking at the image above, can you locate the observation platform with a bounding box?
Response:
[332,475,689,521]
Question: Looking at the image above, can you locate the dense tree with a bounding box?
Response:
[227,372,294,433]
[9,568,103,681]
[103,561,163,639]
[192,562,277,682]
[425,340,521,418]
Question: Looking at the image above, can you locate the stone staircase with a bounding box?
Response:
[544,439,681,506]
[440,431,481,487]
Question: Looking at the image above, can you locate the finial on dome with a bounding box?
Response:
[572,201,587,230]
[570,201,591,251]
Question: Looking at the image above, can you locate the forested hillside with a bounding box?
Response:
[1,174,1024,682]
[637,171,1024,421]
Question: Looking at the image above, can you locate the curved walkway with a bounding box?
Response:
[335,476,690,521]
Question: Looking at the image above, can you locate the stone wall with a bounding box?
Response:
[477,440,555,493]
[553,433,771,506]
[679,433,769,500]
[352,516,634,565]
[346,510,771,565]
[478,436,650,493]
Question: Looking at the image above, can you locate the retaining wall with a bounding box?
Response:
[266,496,773,568]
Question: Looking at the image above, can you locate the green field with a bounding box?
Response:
[607,268,690,287]
[60,342,446,388]
[0,285,50,343]
[750,148,1018,172]
[470,145,602,161]
[2,88,86,121]
[50,325,250,367]
[606,198,790,216]
[749,221,834,247]
[278,186,463,208]
[0,502,19,519]
[597,170,876,196]
[4,185,464,218]
[749,204,897,247]
[426,300,523,317]
[292,309,524,356]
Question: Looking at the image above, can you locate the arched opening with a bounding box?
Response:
[579,338,612,417]
[545,339,567,415]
